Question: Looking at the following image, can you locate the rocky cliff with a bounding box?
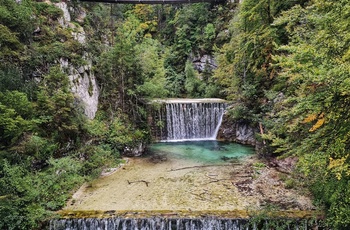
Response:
[55,2,99,119]
[217,113,257,146]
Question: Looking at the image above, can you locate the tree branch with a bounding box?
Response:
[127,180,150,187]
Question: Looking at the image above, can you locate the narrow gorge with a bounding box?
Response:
[2,0,346,228]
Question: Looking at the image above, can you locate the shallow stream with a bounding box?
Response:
[66,141,257,212]
[60,140,317,229]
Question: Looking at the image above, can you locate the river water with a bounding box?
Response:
[148,141,254,164]
[56,140,317,229]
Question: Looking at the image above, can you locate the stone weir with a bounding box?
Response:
[50,210,323,230]
[51,217,248,230]
[148,98,227,142]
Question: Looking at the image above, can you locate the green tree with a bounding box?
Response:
[36,66,84,146]
[0,156,85,229]
[214,0,308,123]
[136,38,169,98]
[0,0,34,43]
[96,15,142,114]
[264,0,350,228]
[0,91,33,148]
[184,60,203,97]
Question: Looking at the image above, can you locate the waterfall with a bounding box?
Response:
[50,217,248,230]
[152,99,226,141]
[50,217,314,230]
[165,103,225,141]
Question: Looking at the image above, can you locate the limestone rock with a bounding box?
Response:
[69,66,99,119]
[55,3,99,119]
[217,114,257,146]
[55,2,71,27]
[123,143,146,157]
[191,54,217,72]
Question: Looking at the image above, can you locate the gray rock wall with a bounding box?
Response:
[217,113,257,146]
[55,2,99,119]
[191,54,217,73]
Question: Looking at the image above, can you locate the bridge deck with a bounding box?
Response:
[79,0,224,4]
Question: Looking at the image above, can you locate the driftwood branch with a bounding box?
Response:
[205,175,232,183]
[168,164,239,172]
[127,180,150,187]
[190,191,211,201]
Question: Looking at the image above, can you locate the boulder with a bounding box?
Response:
[217,114,257,146]
[123,143,146,157]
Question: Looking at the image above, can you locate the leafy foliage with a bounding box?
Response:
[215,0,350,228]
[0,1,128,229]
[36,66,84,145]
[0,157,85,229]
[268,1,350,227]
[0,91,33,148]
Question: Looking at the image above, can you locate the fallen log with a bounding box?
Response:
[168,164,240,172]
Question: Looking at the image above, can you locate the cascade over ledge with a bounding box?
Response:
[148,98,227,142]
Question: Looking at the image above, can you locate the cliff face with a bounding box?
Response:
[217,113,257,146]
[55,2,99,119]
[190,53,217,73]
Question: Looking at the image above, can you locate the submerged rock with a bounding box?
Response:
[149,154,168,163]
[220,156,238,162]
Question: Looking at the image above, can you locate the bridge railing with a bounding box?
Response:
[79,0,225,4]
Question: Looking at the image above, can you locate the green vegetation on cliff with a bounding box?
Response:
[0,0,227,228]
[215,0,350,228]
[0,1,141,229]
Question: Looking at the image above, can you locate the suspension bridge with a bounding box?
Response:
[79,0,226,4]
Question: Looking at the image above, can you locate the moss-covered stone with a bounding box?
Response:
[57,209,324,220]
